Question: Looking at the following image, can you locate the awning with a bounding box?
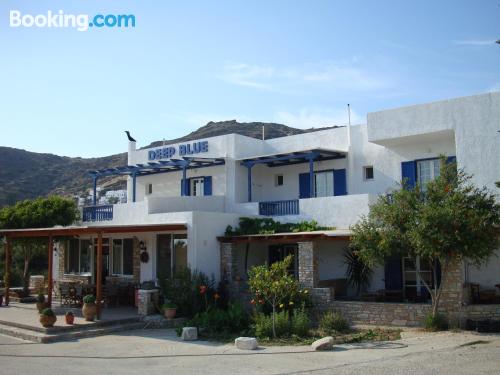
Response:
[0,223,187,238]
[217,229,351,243]
[239,148,345,168]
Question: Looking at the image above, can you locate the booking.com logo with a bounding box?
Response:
[9,10,136,31]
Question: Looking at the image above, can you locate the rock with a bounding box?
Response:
[181,327,198,341]
[235,337,258,350]
[311,336,334,351]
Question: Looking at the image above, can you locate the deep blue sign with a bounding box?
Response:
[148,140,209,161]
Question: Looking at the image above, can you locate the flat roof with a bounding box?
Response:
[0,223,187,238]
[217,229,351,243]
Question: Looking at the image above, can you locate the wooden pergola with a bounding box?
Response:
[217,230,351,244]
[1,223,186,318]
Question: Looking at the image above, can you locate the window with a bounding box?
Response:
[65,239,91,274]
[403,256,434,301]
[112,238,133,275]
[363,166,374,180]
[146,183,153,195]
[417,159,440,190]
[275,174,284,186]
[190,177,205,196]
[157,234,188,279]
[314,170,334,197]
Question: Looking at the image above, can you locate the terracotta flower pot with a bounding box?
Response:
[82,303,97,321]
[164,308,177,320]
[65,314,75,325]
[40,314,57,328]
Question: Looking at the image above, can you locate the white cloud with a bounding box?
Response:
[218,61,388,93]
[453,40,496,46]
[273,107,363,129]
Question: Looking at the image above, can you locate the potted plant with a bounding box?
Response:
[65,311,75,325]
[39,308,57,328]
[82,294,97,321]
[163,302,177,319]
[36,293,47,312]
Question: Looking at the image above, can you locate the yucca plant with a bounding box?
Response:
[343,247,373,296]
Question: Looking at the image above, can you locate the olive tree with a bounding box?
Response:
[1,196,79,293]
[351,158,500,317]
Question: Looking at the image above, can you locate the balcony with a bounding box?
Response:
[259,200,299,216]
[82,205,113,222]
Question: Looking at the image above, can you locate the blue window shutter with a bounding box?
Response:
[384,256,403,290]
[333,169,347,196]
[446,156,456,164]
[299,173,310,199]
[401,161,416,189]
[204,176,212,196]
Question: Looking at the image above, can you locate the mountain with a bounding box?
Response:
[0,121,335,206]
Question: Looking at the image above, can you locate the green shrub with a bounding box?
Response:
[424,313,448,331]
[226,302,249,333]
[319,311,349,334]
[83,294,96,304]
[190,307,229,335]
[163,302,177,309]
[291,306,311,337]
[40,308,55,316]
[254,311,290,339]
[65,311,74,316]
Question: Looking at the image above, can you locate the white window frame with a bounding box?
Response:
[274,174,284,187]
[111,238,134,277]
[363,166,374,181]
[417,158,441,191]
[64,239,92,276]
[313,170,334,198]
[402,256,433,298]
[190,177,205,197]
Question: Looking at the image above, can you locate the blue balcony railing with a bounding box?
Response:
[259,200,299,216]
[82,205,113,222]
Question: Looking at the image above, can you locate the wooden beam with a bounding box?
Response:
[4,237,11,306]
[96,232,103,319]
[47,236,53,307]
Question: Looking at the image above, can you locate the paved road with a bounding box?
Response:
[0,329,499,374]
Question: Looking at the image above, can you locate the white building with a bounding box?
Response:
[4,92,499,325]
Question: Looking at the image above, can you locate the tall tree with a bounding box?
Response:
[351,158,500,317]
[1,196,79,293]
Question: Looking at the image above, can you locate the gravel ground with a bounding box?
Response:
[0,329,499,374]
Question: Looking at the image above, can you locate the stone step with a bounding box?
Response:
[0,321,146,343]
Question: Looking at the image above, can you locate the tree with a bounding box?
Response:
[0,196,79,293]
[247,255,299,338]
[351,158,500,317]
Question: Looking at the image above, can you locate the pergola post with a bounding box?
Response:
[92,176,98,206]
[132,172,137,203]
[4,237,11,306]
[47,236,53,307]
[181,165,187,196]
[243,162,254,202]
[308,156,315,198]
[96,232,103,319]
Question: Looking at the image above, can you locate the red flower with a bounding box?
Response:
[250,299,256,305]
[258,299,264,305]
[199,285,207,295]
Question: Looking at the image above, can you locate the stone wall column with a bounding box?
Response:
[133,238,141,283]
[438,256,466,324]
[298,241,318,289]
[220,242,240,299]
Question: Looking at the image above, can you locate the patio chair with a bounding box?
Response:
[105,284,119,307]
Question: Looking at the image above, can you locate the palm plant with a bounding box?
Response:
[343,247,373,296]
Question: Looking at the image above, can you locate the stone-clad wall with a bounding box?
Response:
[326,300,431,327]
[466,304,500,321]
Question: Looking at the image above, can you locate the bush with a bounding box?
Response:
[40,308,55,316]
[319,311,349,334]
[424,313,448,331]
[163,302,177,309]
[291,306,311,337]
[254,311,290,339]
[186,303,249,337]
[83,294,96,304]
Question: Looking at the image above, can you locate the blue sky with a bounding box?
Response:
[0,0,499,157]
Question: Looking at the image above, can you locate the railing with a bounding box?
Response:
[259,200,299,216]
[82,205,114,222]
